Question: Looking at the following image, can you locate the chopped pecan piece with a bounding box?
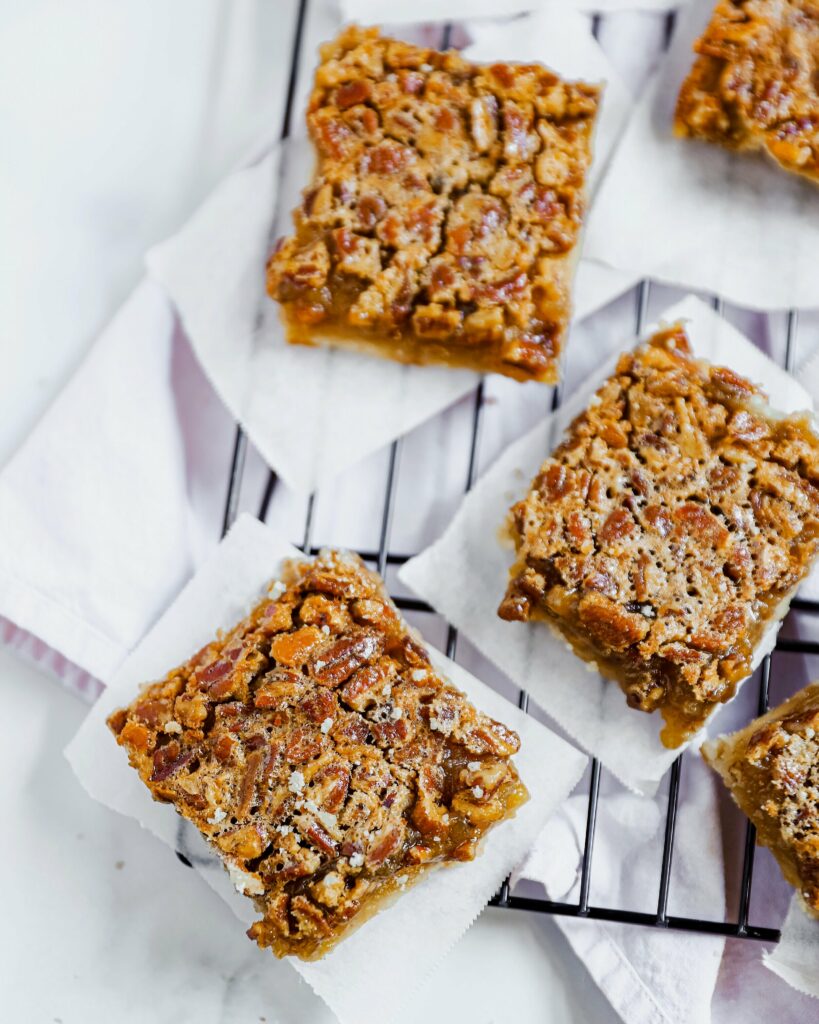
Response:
[150,741,193,783]
[271,626,324,667]
[411,764,448,836]
[298,687,337,724]
[254,669,307,710]
[450,789,506,827]
[308,628,385,687]
[298,594,352,632]
[340,660,396,711]
[311,761,351,814]
[119,720,149,751]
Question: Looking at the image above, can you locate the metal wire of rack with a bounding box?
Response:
[200,0,819,946]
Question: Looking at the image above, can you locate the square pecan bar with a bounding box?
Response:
[266,26,601,382]
[703,682,819,915]
[109,550,527,960]
[674,0,819,184]
[499,324,819,748]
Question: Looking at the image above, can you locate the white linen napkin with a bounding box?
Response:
[0,267,259,700]
[0,280,193,686]
[713,930,819,1020]
[517,751,726,1024]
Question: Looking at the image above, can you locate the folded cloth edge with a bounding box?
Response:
[0,567,122,686]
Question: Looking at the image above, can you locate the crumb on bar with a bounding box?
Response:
[703,681,819,914]
[109,550,528,960]
[674,0,819,183]
[266,25,601,382]
[498,323,819,747]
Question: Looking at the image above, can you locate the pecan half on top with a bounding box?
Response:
[109,549,527,960]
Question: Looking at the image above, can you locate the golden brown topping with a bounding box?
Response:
[267,25,601,383]
[109,550,528,960]
[500,323,819,747]
[675,0,819,183]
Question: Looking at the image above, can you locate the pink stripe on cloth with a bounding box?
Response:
[1,616,103,703]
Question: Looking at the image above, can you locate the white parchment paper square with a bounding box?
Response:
[400,296,817,794]
[584,0,819,311]
[66,514,588,1024]
[765,896,819,999]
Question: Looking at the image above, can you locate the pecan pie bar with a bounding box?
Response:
[266,26,601,383]
[499,324,819,748]
[703,682,819,915]
[109,550,528,960]
[674,0,819,183]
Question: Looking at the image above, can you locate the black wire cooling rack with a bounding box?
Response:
[192,0,819,945]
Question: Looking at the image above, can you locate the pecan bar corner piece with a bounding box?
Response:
[703,681,819,915]
[674,0,819,184]
[499,322,819,748]
[108,549,528,960]
[266,25,601,383]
